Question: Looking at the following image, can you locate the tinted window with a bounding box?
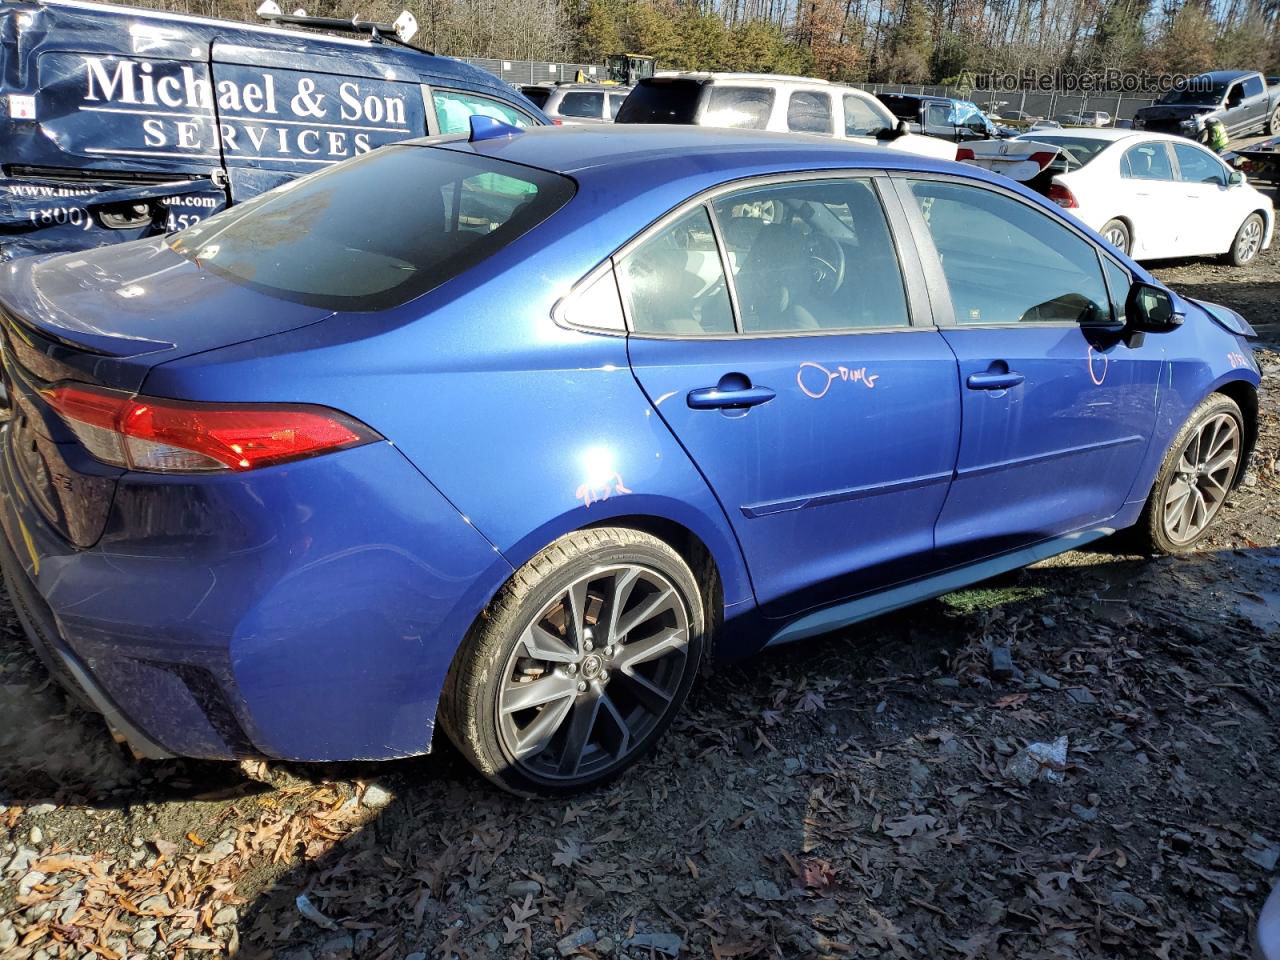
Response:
[614,79,701,124]
[788,91,832,134]
[522,87,551,108]
[559,91,604,118]
[607,93,625,119]
[1244,75,1265,98]
[1101,257,1130,325]
[908,180,1109,326]
[878,94,921,121]
[1121,142,1174,180]
[618,207,735,335]
[924,102,951,127]
[844,95,890,136]
[705,86,775,130]
[168,146,573,310]
[1173,143,1227,185]
[434,90,533,134]
[712,179,909,332]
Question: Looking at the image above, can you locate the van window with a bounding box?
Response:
[788,91,832,135]
[433,90,534,134]
[559,91,604,119]
[168,146,574,310]
[705,87,775,130]
[614,79,702,124]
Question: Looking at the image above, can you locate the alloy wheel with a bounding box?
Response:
[1237,217,1263,263]
[496,564,691,782]
[1162,413,1241,545]
[1103,224,1128,252]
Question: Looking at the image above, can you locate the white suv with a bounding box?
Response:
[615,73,956,160]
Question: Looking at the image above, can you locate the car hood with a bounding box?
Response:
[1136,104,1213,120]
[0,237,335,364]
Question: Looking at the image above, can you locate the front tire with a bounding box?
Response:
[1267,105,1280,136]
[438,528,705,796]
[1134,394,1245,554]
[1224,213,1265,266]
[1100,219,1130,255]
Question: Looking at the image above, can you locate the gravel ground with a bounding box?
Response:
[1,240,1278,960]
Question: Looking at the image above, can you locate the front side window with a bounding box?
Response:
[433,90,534,134]
[169,146,573,310]
[1121,142,1174,180]
[705,86,775,130]
[618,207,735,336]
[907,179,1109,326]
[844,95,890,136]
[1173,143,1228,185]
[787,91,832,134]
[558,91,604,119]
[711,178,910,333]
[1101,257,1131,325]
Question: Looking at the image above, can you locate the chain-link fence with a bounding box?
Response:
[458,58,606,86]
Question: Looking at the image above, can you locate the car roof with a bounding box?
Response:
[1016,128,1138,142]
[1196,70,1257,82]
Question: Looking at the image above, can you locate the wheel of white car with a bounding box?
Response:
[1225,213,1265,267]
[1100,219,1130,254]
[438,527,706,796]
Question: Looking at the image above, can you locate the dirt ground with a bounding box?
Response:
[2,242,1278,960]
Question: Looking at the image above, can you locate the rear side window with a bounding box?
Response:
[168,146,574,310]
[615,80,702,124]
[559,91,604,119]
[788,91,832,134]
[704,87,775,129]
[1173,143,1227,185]
[618,207,735,336]
[433,90,534,134]
[1243,75,1264,98]
[844,95,889,136]
[907,179,1109,326]
[1122,143,1174,180]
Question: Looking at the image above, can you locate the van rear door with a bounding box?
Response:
[208,41,430,200]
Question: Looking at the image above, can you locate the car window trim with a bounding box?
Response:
[1098,251,1131,326]
[888,171,1117,330]
[555,169,936,340]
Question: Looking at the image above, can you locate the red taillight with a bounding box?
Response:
[42,383,380,473]
[955,147,975,162]
[552,118,563,126]
[1047,183,1078,208]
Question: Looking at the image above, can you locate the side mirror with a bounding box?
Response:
[878,119,911,141]
[1126,282,1182,333]
[1229,169,1245,185]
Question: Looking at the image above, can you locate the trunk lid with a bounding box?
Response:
[0,237,334,546]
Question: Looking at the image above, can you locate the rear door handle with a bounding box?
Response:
[687,383,776,409]
[967,371,1024,390]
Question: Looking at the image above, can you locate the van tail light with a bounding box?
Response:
[42,383,380,473]
[955,147,975,161]
[1047,183,1078,208]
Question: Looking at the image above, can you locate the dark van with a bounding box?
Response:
[0,0,546,260]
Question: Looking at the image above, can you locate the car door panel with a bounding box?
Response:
[1119,141,1182,258]
[1171,142,1236,256]
[896,176,1162,565]
[621,176,962,619]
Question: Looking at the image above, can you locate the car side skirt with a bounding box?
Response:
[764,527,1113,648]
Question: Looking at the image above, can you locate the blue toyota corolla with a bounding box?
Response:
[0,122,1261,794]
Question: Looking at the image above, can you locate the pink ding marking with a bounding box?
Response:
[1227,351,1250,369]
[1087,346,1108,386]
[797,362,879,399]
[576,474,632,509]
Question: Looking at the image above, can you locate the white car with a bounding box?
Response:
[1007,129,1271,264]
[615,73,957,161]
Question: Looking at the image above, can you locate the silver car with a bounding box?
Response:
[520,83,630,125]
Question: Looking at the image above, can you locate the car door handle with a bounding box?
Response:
[967,371,1025,390]
[687,383,776,409]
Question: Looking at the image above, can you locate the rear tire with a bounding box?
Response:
[1133,394,1245,554]
[1100,219,1130,255]
[1224,213,1265,266]
[438,528,705,796]
[1267,105,1280,136]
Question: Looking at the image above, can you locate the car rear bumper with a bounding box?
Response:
[0,425,511,761]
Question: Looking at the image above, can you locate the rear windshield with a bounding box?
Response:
[876,95,921,121]
[168,146,575,311]
[1018,135,1110,170]
[522,87,552,108]
[615,79,702,124]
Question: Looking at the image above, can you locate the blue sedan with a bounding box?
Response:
[0,122,1261,794]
